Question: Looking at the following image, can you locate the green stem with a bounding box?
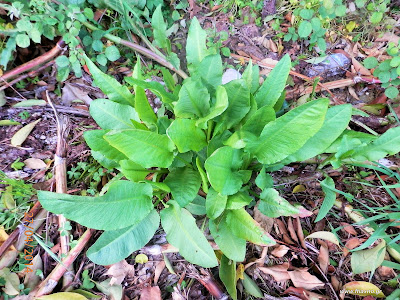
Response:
[206,120,214,142]
[81,21,188,79]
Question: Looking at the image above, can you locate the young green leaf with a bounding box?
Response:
[87,210,160,265]
[245,99,329,164]
[255,54,291,108]
[164,167,202,207]
[219,255,237,300]
[186,17,208,69]
[242,273,263,298]
[89,99,140,129]
[105,129,175,168]
[38,181,153,230]
[132,60,157,125]
[105,45,120,61]
[226,208,275,246]
[160,200,218,267]
[84,129,127,163]
[125,78,177,104]
[83,54,134,106]
[209,216,246,262]
[151,5,168,49]
[174,78,210,118]
[315,176,336,222]
[206,188,227,219]
[257,188,300,218]
[166,119,207,152]
[205,146,249,196]
[197,54,223,88]
[226,192,253,210]
[185,195,206,215]
[119,160,149,182]
[242,60,260,94]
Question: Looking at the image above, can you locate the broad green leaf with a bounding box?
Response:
[245,99,329,164]
[151,5,168,48]
[125,77,177,104]
[174,78,210,118]
[36,292,87,300]
[90,99,139,130]
[164,167,201,207]
[161,68,176,92]
[257,188,300,218]
[205,146,249,196]
[196,86,229,129]
[209,216,246,262]
[226,191,253,210]
[119,159,149,182]
[242,273,263,298]
[38,181,153,230]
[197,54,223,88]
[350,127,400,162]
[83,54,134,106]
[242,60,260,94]
[241,105,276,136]
[255,167,273,190]
[219,255,237,300]
[16,33,30,48]
[84,130,127,163]
[315,176,336,222]
[206,188,227,219]
[226,208,275,246]
[185,195,206,215]
[255,54,291,108]
[284,104,352,163]
[105,129,175,168]
[91,150,119,169]
[324,130,377,153]
[166,119,207,152]
[186,17,208,68]
[132,60,157,124]
[87,210,159,265]
[351,240,386,274]
[160,200,218,267]
[105,45,120,61]
[216,80,250,131]
[298,20,312,37]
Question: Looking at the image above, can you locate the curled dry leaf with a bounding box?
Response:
[318,241,329,274]
[341,281,385,298]
[11,119,41,147]
[23,254,43,290]
[259,262,290,282]
[340,222,357,235]
[153,261,165,284]
[140,286,162,300]
[283,287,330,300]
[343,237,364,257]
[288,268,325,290]
[271,245,290,258]
[24,158,47,169]
[105,260,135,286]
[305,231,339,246]
[375,32,400,44]
[351,58,371,76]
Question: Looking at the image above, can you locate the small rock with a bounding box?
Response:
[222,69,242,84]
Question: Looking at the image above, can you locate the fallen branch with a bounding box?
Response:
[32,228,94,297]
[0,39,65,84]
[81,21,189,79]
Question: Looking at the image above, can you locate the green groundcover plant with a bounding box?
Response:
[37,17,400,299]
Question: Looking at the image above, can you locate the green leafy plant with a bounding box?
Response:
[37,17,400,299]
[363,41,400,99]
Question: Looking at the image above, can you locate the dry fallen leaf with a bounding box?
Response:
[105,260,135,286]
[259,262,290,282]
[375,32,400,44]
[288,268,325,290]
[305,231,339,246]
[341,281,385,298]
[271,245,290,258]
[351,58,371,76]
[317,241,329,274]
[253,206,274,233]
[340,222,358,235]
[283,287,330,300]
[0,227,18,269]
[140,286,162,300]
[343,237,364,257]
[24,158,47,169]
[153,261,165,285]
[61,82,93,106]
[11,119,41,147]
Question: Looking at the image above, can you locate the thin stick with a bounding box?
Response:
[32,229,94,297]
[0,40,65,84]
[81,21,189,79]
[47,91,74,289]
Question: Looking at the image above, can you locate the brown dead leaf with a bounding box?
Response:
[140,286,161,300]
[105,260,135,286]
[348,87,360,101]
[24,158,47,169]
[343,237,364,257]
[284,287,330,300]
[340,222,358,235]
[61,82,93,106]
[287,218,299,244]
[0,227,18,269]
[331,275,340,291]
[253,206,274,233]
[377,266,395,280]
[376,32,400,44]
[292,207,313,218]
[153,261,165,285]
[271,245,290,258]
[317,241,329,274]
[294,217,306,248]
[351,58,371,76]
[11,119,41,147]
[275,219,295,245]
[259,262,291,282]
[288,268,325,290]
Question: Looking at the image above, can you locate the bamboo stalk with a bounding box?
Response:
[32,228,94,297]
